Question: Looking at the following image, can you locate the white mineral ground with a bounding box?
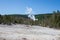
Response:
[0,24,60,40]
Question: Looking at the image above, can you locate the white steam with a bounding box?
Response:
[26,7,32,14]
[28,14,36,21]
[25,7,38,21]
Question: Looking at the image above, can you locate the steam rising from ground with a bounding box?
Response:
[25,7,36,21]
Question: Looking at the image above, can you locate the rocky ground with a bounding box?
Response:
[0,24,60,40]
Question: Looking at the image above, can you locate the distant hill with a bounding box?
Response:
[6,14,29,18]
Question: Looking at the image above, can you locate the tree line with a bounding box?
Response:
[35,10,60,29]
[0,10,60,29]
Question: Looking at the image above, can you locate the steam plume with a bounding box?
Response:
[26,7,32,14]
[25,7,37,21]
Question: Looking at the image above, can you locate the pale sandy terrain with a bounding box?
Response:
[0,24,60,40]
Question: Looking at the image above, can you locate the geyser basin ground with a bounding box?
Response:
[0,24,60,40]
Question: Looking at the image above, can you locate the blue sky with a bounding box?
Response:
[0,0,60,15]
